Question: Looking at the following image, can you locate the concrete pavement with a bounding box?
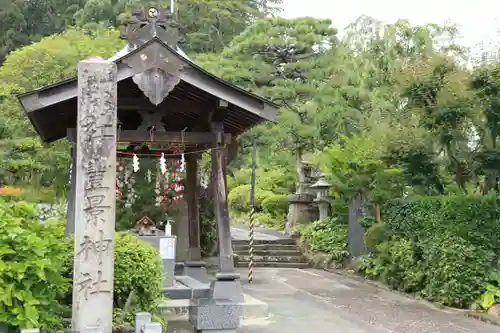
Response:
[238,268,498,333]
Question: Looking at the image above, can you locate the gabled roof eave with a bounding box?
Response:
[17,37,278,140]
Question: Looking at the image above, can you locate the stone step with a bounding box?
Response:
[236,261,310,268]
[232,238,296,246]
[236,255,305,263]
[159,293,269,322]
[232,249,303,257]
[233,244,299,252]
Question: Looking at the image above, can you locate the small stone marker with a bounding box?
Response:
[135,312,151,333]
[21,329,40,333]
[160,235,177,287]
[72,58,118,333]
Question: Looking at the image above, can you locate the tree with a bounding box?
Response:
[0,26,124,194]
[0,0,84,65]
[197,17,338,181]
[74,0,283,54]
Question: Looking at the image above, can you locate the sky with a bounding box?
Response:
[281,0,500,54]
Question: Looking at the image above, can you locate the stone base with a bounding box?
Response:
[184,261,208,283]
[159,293,268,323]
[164,258,176,288]
[163,276,211,300]
[189,298,241,332]
[210,273,244,303]
[175,262,185,275]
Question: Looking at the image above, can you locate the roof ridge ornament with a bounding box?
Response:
[121,1,180,49]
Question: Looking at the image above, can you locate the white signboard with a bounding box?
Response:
[159,237,176,259]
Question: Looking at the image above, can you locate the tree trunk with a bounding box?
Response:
[295,149,305,193]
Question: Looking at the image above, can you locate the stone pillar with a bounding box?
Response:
[348,193,367,258]
[72,59,117,333]
[185,153,207,282]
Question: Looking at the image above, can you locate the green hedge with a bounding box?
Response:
[360,194,500,308]
[0,201,70,331]
[262,194,288,218]
[384,195,500,252]
[61,233,164,318]
[300,218,349,263]
[227,185,273,213]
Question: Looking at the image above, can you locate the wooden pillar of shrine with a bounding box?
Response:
[65,130,77,237]
[210,127,233,272]
[186,153,201,259]
[183,152,208,282]
[207,100,243,302]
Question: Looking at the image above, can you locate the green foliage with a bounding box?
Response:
[61,233,164,314]
[359,237,425,293]
[420,233,495,308]
[0,200,70,331]
[363,223,391,253]
[0,26,123,93]
[261,194,288,218]
[115,159,176,231]
[476,271,500,310]
[200,199,217,257]
[252,212,280,229]
[113,234,164,311]
[385,195,500,252]
[360,195,500,308]
[227,185,273,213]
[300,218,349,263]
[0,26,124,194]
[317,132,406,205]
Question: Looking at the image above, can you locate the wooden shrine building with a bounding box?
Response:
[17,2,278,277]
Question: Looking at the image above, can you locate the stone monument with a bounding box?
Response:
[72,59,117,333]
[285,161,319,233]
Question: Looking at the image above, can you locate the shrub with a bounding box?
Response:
[61,232,164,315]
[0,200,70,331]
[359,237,425,293]
[385,195,500,252]
[200,200,217,257]
[476,270,500,310]
[228,185,273,213]
[364,223,391,253]
[420,233,495,307]
[300,218,349,262]
[359,194,500,308]
[251,212,278,228]
[261,194,289,218]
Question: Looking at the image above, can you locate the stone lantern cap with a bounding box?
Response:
[311,174,331,189]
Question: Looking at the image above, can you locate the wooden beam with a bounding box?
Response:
[117,130,230,144]
[116,98,203,111]
[209,99,230,123]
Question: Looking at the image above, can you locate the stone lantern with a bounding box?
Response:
[311,174,332,221]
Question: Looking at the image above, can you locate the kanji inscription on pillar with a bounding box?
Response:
[72,58,117,333]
